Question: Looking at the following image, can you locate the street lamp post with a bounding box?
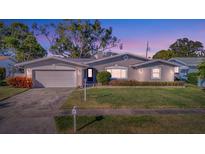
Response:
[72,106,77,133]
[84,79,87,102]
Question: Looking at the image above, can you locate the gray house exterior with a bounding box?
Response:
[15,53,178,88]
[168,57,205,80]
[15,56,87,88]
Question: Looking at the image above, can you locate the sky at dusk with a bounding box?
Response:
[1,19,205,57]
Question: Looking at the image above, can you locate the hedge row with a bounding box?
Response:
[109,80,185,86]
[7,76,32,88]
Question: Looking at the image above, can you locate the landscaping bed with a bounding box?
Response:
[109,80,185,86]
[55,114,205,133]
[62,86,205,109]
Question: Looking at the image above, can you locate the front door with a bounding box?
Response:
[87,68,93,82]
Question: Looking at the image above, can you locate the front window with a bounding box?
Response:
[88,68,93,78]
[107,68,127,79]
[152,68,161,79]
[174,67,179,73]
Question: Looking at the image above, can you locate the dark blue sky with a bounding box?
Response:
[1,19,205,57]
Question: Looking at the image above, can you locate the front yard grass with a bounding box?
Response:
[62,86,205,109]
[0,86,28,101]
[55,114,205,133]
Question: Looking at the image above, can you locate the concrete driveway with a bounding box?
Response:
[0,88,73,134]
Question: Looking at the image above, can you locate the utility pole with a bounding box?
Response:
[146,41,150,58]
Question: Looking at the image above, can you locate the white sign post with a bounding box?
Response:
[84,79,87,102]
[72,106,77,133]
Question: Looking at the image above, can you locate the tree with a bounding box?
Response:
[0,22,47,62]
[169,38,205,57]
[32,20,120,58]
[198,61,205,79]
[153,38,205,59]
[0,22,7,50]
[153,49,177,60]
[17,35,46,62]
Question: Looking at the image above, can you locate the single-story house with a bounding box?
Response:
[0,56,16,77]
[15,53,179,88]
[168,57,205,80]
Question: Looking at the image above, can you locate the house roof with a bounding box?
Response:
[131,59,178,68]
[169,57,205,66]
[85,52,149,64]
[15,56,88,67]
[66,58,95,63]
[14,52,149,68]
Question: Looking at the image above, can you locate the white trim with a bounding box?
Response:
[168,58,187,66]
[151,67,161,80]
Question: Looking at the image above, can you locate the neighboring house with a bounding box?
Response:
[0,56,16,77]
[168,57,205,80]
[15,53,178,88]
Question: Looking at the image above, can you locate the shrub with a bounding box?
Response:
[0,67,6,80]
[187,72,198,85]
[198,61,205,79]
[0,80,8,86]
[97,71,111,85]
[109,80,185,86]
[6,76,32,88]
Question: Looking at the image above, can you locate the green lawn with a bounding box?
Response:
[0,86,28,101]
[62,86,205,109]
[55,114,205,133]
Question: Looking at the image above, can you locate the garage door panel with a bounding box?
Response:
[33,70,76,88]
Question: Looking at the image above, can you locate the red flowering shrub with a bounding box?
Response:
[6,76,32,88]
[109,80,184,86]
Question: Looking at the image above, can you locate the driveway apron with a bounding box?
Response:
[0,88,73,134]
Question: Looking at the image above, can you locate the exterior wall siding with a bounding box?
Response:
[88,55,147,80]
[89,56,175,82]
[130,64,175,81]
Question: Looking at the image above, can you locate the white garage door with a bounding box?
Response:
[33,70,76,88]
